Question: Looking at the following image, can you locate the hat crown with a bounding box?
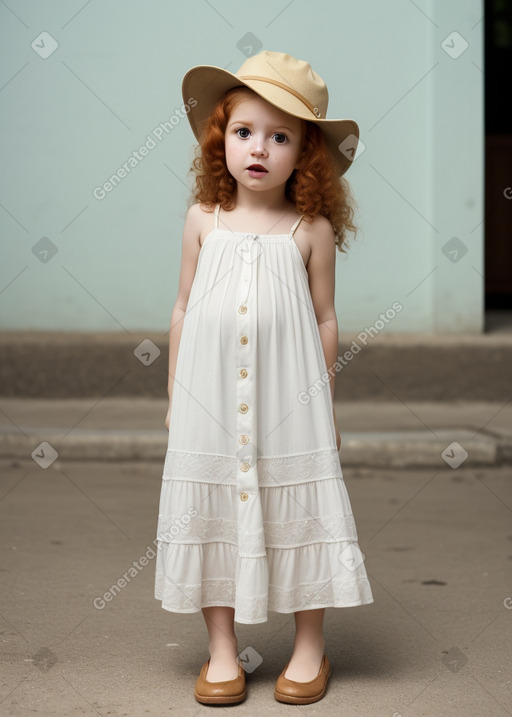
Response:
[236,50,329,120]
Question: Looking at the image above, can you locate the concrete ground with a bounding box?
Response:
[1,389,511,715]
[0,457,511,716]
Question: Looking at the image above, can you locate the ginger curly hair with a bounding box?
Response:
[186,86,358,252]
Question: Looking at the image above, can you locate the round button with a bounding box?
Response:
[240,336,248,345]
[239,403,249,414]
[240,492,249,501]
[240,462,250,472]
[239,434,249,444]
[238,305,247,314]
[240,369,248,378]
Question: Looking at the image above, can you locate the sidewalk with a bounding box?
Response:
[1,459,510,715]
[2,338,511,714]
[1,397,511,468]
[1,400,511,714]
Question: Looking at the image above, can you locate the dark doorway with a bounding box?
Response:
[485,0,512,312]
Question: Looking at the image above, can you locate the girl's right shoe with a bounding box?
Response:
[194,657,246,705]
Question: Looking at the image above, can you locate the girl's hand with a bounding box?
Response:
[165,405,171,431]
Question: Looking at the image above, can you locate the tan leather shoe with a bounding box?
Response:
[274,654,331,704]
[194,657,246,705]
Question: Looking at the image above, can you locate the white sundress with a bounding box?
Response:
[154,202,374,624]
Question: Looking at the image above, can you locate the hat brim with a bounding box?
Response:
[181,64,359,177]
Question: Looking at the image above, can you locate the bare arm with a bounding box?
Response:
[165,203,203,428]
[306,216,339,402]
[306,216,341,448]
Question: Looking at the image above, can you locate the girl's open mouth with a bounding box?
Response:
[247,165,268,178]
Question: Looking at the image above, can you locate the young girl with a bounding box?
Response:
[154,50,374,706]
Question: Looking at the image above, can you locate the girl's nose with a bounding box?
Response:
[250,134,268,155]
[251,140,268,156]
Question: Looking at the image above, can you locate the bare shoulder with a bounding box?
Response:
[186,202,217,247]
[294,213,335,270]
[174,204,213,311]
[179,202,215,257]
[195,201,216,216]
[302,215,337,323]
[186,201,212,224]
[303,213,335,245]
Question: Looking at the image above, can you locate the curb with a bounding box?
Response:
[2,332,512,401]
[1,427,509,469]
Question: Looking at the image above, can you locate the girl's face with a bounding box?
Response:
[224,94,304,196]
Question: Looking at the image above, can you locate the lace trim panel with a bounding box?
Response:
[156,509,358,548]
[162,447,343,487]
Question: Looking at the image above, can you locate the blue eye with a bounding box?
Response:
[273,133,287,144]
[236,128,250,138]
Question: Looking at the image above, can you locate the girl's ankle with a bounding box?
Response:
[292,637,325,651]
[208,642,239,658]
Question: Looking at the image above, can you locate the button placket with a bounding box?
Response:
[236,236,259,507]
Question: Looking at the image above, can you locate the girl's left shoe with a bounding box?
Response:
[274,654,331,704]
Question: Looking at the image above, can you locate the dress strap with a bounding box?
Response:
[214,203,220,230]
[290,215,304,237]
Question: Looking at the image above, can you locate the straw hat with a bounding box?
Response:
[181,50,359,177]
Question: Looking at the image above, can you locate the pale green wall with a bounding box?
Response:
[0,0,483,333]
